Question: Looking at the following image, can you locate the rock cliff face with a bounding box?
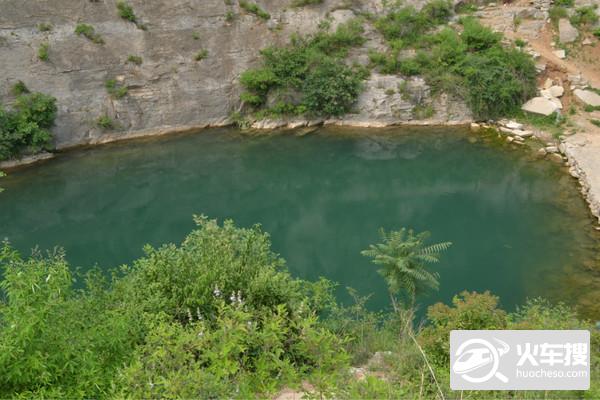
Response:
[0,0,470,149]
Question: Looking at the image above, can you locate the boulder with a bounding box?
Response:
[513,129,533,138]
[549,85,564,97]
[558,19,579,43]
[505,120,523,129]
[522,97,560,116]
[553,49,566,59]
[573,89,600,107]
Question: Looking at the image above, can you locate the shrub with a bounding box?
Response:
[0,245,145,398]
[127,55,142,65]
[460,17,502,51]
[11,80,30,96]
[96,115,114,129]
[105,79,128,99]
[38,42,49,61]
[116,1,137,23]
[225,11,235,21]
[0,91,58,160]
[239,20,366,116]
[549,6,568,26]
[419,291,508,368]
[570,5,599,27]
[461,46,536,118]
[302,59,362,116]
[591,119,600,127]
[239,1,270,20]
[554,0,574,6]
[194,49,209,61]
[37,22,53,32]
[292,0,323,6]
[74,23,104,44]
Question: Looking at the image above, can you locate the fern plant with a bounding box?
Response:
[362,228,451,310]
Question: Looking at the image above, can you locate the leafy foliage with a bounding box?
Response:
[372,14,536,119]
[0,92,57,160]
[239,20,366,117]
[105,79,128,99]
[127,54,142,65]
[239,1,270,20]
[74,23,104,44]
[38,42,49,61]
[0,245,144,398]
[0,218,597,398]
[116,1,137,23]
[361,228,451,308]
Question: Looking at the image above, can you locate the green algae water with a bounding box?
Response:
[2,126,600,318]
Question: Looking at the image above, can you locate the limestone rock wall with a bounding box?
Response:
[0,0,470,149]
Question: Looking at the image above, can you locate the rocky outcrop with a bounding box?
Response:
[573,89,600,107]
[0,0,471,150]
[558,18,578,44]
[522,96,560,116]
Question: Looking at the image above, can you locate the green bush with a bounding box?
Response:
[126,54,142,65]
[461,46,536,119]
[116,1,137,23]
[0,245,145,398]
[0,92,57,160]
[239,20,366,116]
[194,49,209,61]
[38,42,49,61]
[105,79,128,99]
[11,80,30,96]
[460,17,502,51]
[37,22,53,32]
[96,115,114,129]
[302,59,363,116]
[1,216,598,398]
[74,23,104,44]
[419,291,509,368]
[374,1,452,47]
[292,0,323,6]
[239,1,270,20]
[570,5,599,27]
[554,0,574,7]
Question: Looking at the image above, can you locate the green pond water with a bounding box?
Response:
[2,126,600,318]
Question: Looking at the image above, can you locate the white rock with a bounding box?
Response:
[548,153,564,163]
[540,89,553,99]
[513,129,533,138]
[470,122,481,131]
[538,147,547,156]
[543,78,554,89]
[553,49,566,59]
[558,19,579,43]
[583,38,593,45]
[549,85,564,97]
[549,97,563,109]
[545,146,559,153]
[500,127,514,134]
[506,136,514,143]
[505,120,523,130]
[573,89,600,107]
[522,97,560,116]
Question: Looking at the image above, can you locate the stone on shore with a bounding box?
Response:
[522,97,560,116]
[573,89,600,107]
[549,86,564,97]
[558,19,579,43]
[553,49,566,59]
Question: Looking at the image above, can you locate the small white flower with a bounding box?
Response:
[213,285,221,297]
